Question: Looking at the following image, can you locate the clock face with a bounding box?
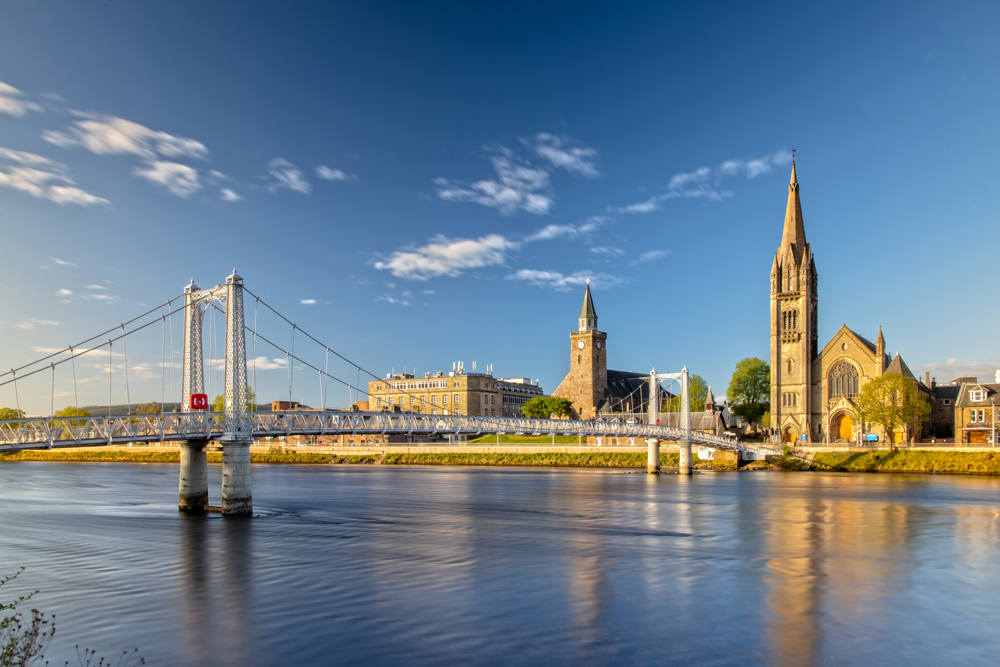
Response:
[596,341,603,350]
[577,341,585,350]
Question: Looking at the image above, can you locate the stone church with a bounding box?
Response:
[552,284,661,419]
[770,162,923,444]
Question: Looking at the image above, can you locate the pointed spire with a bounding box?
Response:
[876,326,885,347]
[781,163,806,253]
[705,386,715,413]
[578,284,598,332]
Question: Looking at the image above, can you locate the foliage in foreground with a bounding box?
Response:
[1,569,144,667]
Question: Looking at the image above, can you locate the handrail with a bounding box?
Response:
[0,411,781,455]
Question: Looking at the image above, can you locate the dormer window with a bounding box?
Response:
[970,389,986,402]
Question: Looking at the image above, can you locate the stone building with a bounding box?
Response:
[954,381,1000,445]
[769,162,929,444]
[552,284,667,419]
[368,366,544,418]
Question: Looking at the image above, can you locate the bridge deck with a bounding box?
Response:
[0,411,780,456]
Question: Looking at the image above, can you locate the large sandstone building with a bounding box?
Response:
[770,162,926,444]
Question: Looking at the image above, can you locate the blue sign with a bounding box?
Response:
[864,433,879,442]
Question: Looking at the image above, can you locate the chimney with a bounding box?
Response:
[925,371,930,387]
[931,376,937,390]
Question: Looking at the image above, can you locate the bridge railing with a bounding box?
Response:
[0,411,781,455]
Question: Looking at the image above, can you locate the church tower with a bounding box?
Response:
[770,161,818,441]
[552,283,608,419]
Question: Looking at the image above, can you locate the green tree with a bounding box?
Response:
[131,403,161,415]
[521,396,574,419]
[53,406,90,427]
[727,357,771,426]
[0,408,25,420]
[663,374,709,413]
[852,372,931,450]
[211,389,258,414]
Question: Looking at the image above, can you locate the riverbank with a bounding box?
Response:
[5,446,1000,475]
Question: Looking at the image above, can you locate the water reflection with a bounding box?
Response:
[4,465,1000,666]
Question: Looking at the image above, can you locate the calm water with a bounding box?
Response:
[1,463,1000,666]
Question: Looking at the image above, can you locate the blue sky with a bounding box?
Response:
[1,1,999,414]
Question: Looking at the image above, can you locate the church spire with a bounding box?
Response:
[780,161,806,256]
[579,283,598,332]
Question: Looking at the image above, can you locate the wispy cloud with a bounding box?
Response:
[524,216,607,242]
[50,257,76,267]
[15,319,59,330]
[435,134,598,215]
[220,188,241,202]
[0,148,109,206]
[591,246,626,258]
[530,133,599,178]
[615,149,792,214]
[507,269,628,291]
[374,234,518,280]
[249,356,288,371]
[316,165,358,182]
[633,249,669,263]
[378,290,412,306]
[300,299,317,305]
[43,113,208,161]
[264,158,310,194]
[133,160,201,198]
[914,358,1000,384]
[0,81,42,117]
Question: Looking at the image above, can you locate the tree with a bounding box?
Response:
[521,396,574,419]
[53,406,90,428]
[211,389,258,414]
[1,568,55,667]
[0,408,25,420]
[727,357,770,426]
[663,374,709,413]
[131,403,161,415]
[852,372,931,450]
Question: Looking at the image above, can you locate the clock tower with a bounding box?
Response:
[553,283,608,419]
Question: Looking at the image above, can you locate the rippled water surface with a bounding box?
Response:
[2,463,1000,666]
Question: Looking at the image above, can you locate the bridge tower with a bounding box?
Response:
[179,270,252,515]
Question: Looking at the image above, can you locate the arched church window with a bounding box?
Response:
[829,361,859,398]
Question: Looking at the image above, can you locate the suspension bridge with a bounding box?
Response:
[1,272,779,514]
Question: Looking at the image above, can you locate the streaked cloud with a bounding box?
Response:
[524,216,607,242]
[374,234,517,280]
[43,113,208,161]
[435,134,598,215]
[635,249,669,263]
[220,188,241,202]
[591,246,626,257]
[316,165,358,182]
[530,133,599,178]
[133,160,201,198]
[506,269,628,291]
[300,299,317,305]
[0,147,109,206]
[0,81,42,117]
[249,356,288,371]
[50,257,76,267]
[15,318,59,330]
[265,158,310,194]
[615,149,792,214]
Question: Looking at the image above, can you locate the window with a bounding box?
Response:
[491,396,495,404]
[420,396,426,404]
[431,395,437,405]
[409,397,415,406]
[970,389,986,402]
[376,398,382,407]
[443,395,449,404]
[829,361,859,398]
[943,399,951,405]
[454,394,460,405]
[787,359,792,374]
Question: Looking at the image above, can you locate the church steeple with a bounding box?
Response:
[579,282,598,332]
[780,161,807,262]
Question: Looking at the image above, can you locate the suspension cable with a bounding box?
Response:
[288,324,296,404]
[50,363,55,417]
[70,345,78,412]
[0,294,186,382]
[169,303,177,407]
[122,324,131,415]
[160,316,166,414]
[108,339,113,418]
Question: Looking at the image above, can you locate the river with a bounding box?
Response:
[1,463,999,666]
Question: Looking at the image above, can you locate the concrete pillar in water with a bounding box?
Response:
[179,439,209,511]
[678,441,693,475]
[646,438,660,474]
[222,441,252,515]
